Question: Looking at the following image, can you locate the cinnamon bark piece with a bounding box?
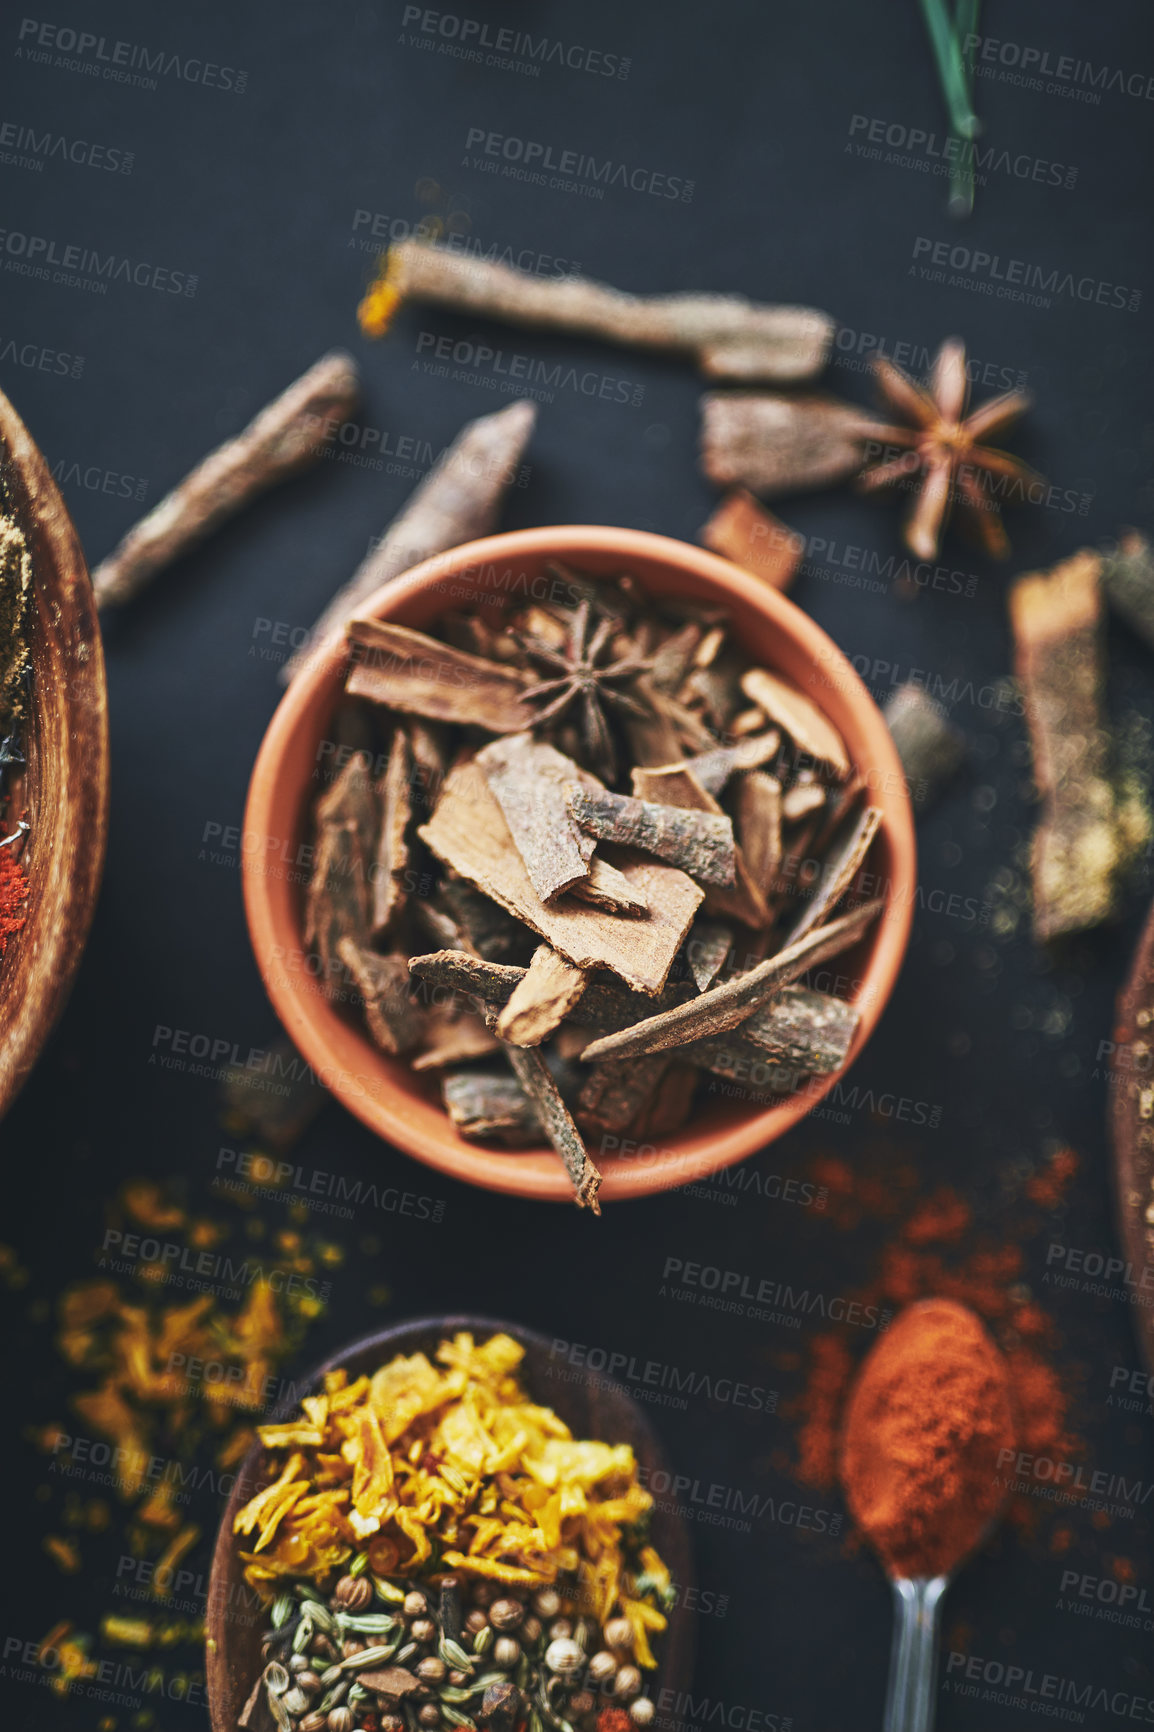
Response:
[476,734,597,901]
[569,854,649,915]
[501,1041,602,1211]
[439,874,532,962]
[737,985,859,1071]
[578,899,883,1062]
[784,805,882,943]
[372,239,833,383]
[92,351,360,608]
[410,1007,500,1070]
[686,919,733,992]
[735,771,783,893]
[1009,550,1126,940]
[496,944,588,1047]
[283,398,536,680]
[317,752,378,842]
[681,1032,796,1092]
[345,618,535,732]
[337,940,422,1055]
[566,785,736,888]
[623,674,690,767]
[372,729,413,936]
[419,762,702,995]
[442,1069,540,1145]
[578,1053,673,1135]
[638,1064,699,1135]
[701,489,805,592]
[740,667,850,777]
[883,683,966,811]
[303,821,371,986]
[680,732,781,797]
[1102,530,1154,651]
[781,780,827,822]
[700,392,886,497]
[631,763,769,928]
[407,950,693,1033]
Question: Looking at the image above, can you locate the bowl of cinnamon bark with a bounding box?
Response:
[244,526,915,1207]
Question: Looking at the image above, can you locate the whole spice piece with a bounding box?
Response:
[1009,550,1129,939]
[700,489,804,592]
[840,1298,1015,1578]
[360,239,834,382]
[857,338,1034,559]
[700,392,887,497]
[518,597,653,782]
[91,350,360,608]
[283,399,536,682]
[476,734,598,902]
[346,618,535,733]
[567,785,737,888]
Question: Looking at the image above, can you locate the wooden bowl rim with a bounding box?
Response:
[243,525,916,1201]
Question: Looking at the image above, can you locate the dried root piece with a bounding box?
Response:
[1010,550,1128,940]
[501,1041,602,1211]
[346,618,534,732]
[93,351,360,608]
[567,784,736,888]
[700,392,885,496]
[738,985,859,1072]
[364,239,834,382]
[883,684,966,812]
[496,944,588,1047]
[701,489,805,592]
[283,398,536,680]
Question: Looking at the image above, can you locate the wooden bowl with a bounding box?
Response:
[206,1314,694,1731]
[244,526,916,1201]
[0,386,109,1116]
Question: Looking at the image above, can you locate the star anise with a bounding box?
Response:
[857,337,1037,560]
[517,598,653,781]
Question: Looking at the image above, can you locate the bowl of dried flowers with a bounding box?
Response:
[207,1317,694,1732]
[243,525,915,1206]
[0,385,109,1115]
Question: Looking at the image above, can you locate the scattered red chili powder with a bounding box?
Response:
[0,849,28,955]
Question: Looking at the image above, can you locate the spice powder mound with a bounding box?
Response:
[840,1298,1015,1579]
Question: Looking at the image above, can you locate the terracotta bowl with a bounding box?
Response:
[206,1314,694,1731]
[243,526,915,1202]
[0,386,109,1116]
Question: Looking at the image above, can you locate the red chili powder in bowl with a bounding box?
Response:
[839,1298,1015,1579]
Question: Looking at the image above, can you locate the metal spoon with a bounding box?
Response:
[883,1574,949,1732]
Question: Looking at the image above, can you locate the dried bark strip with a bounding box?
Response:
[782,781,826,822]
[568,853,649,915]
[579,899,883,1062]
[681,1031,796,1092]
[337,939,422,1055]
[317,752,378,844]
[883,683,966,811]
[346,617,535,732]
[379,239,833,382]
[442,1069,540,1143]
[439,874,529,962]
[93,351,361,609]
[738,985,860,1072]
[700,392,886,497]
[476,734,596,901]
[419,762,702,995]
[1009,550,1125,939]
[372,729,413,936]
[734,771,782,893]
[410,1007,499,1071]
[701,489,805,592]
[631,762,770,928]
[567,784,736,888]
[502,1040,602,1211]
[740,666,851,777]
[496,944,588,1047]
[578,1052,673,1135]
[303,821,371,985]
[785,806,883,943]
[407,950,693,1034]
[1102,530,1154,652]
[283,398,536,680]
[679,732,781,797]
[686,919,733,991]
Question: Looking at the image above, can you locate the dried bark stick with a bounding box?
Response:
[346,618,535,732]
[372,729,412,935]
[701,489,805,592]
[420,762,702,995]
[681,732,781,797]
[631,763,769,928]
[477,734,597,901]
[785,806,883,943]
[282,398,536,681]
[578,1053,673,1135]
[93,350,360,608]
[738,985,859,1071]
[1103,530,1154,651]
[685,919,733,991]
[501,1040,602,1211]
[496,944,588,1046]
[442,1068,541,1144]
[883,683,966,811]
[735,771,782,892]
[1009,550,1125,940]
[338,940,422,1054]
[411,1007,499,1070]
[372,239,833,383]
[569,853,649,915]
[567,784,736,888]
[407,949,692,1033]
[700,393,886,497]
[579,898,883,1062]
[740,667,850,777]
